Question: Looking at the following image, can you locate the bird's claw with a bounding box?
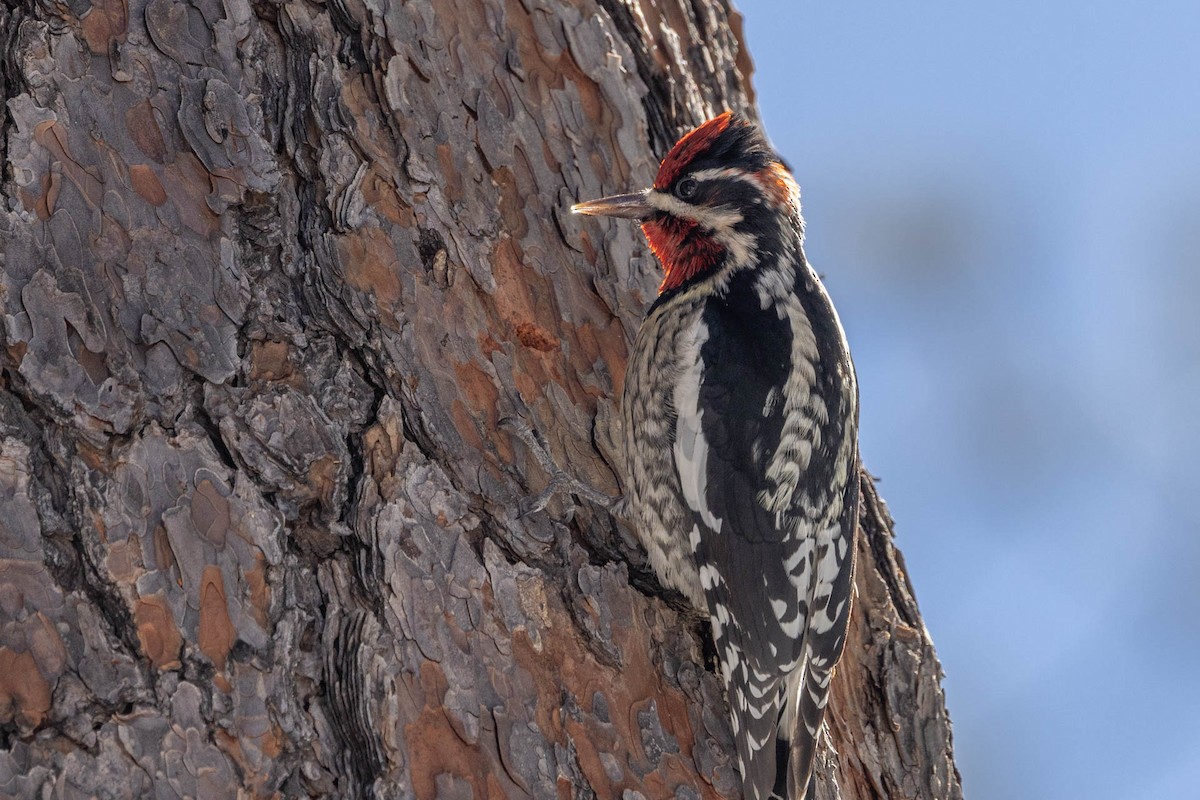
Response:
[501,416,617,516]
[500,417,556,473]
[516,485,556,519]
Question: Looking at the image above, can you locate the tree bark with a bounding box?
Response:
[0,0,961,798]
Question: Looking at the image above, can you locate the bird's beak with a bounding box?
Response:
[571,191,654,220]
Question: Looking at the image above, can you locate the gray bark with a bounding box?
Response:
[0,0,961,797]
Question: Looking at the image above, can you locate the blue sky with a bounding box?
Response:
[736,2,1200,798]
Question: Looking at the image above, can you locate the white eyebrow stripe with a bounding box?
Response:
[690,167,763,187]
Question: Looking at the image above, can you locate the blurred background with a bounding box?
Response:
[736,1,1200,798]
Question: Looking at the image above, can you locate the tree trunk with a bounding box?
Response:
[0,0,961,797]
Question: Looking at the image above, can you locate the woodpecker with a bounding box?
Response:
[572,112,860,800]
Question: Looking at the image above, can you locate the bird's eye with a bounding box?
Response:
[675,177,698,200]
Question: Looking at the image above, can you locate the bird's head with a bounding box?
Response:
[573,112,801,296]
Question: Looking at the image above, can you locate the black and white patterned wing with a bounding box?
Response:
[672,297,809,799]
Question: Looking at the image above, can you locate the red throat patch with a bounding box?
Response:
[642,216,725,294]
[654,112,733,189]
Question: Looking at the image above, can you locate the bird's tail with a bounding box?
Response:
[774,651,833,799]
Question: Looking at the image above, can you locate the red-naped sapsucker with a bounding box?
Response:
[573,112,860,800]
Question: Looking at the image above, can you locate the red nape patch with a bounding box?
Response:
[642,216,725,294]
[754,162,800,209]
[654,112,734,190]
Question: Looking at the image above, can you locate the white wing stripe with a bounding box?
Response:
[673,321,723,533]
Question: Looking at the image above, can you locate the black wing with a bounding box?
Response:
[673,293,808,799]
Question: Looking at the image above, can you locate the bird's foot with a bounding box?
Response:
[500,416,618,517]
